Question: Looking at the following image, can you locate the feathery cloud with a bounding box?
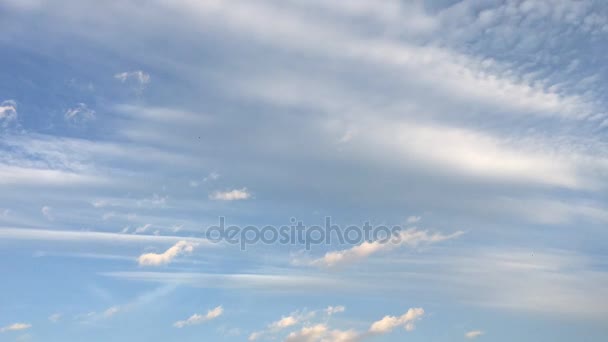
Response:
[0,323,32,333]
[114,70,151,85]
[311,229,463,267]
[209,188,251,201]
[64,103,95,123]
[465,330,484,339]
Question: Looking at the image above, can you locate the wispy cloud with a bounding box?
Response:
[309,229,463,268]
[209,188,251,201]
[465,330,484,339]
[114,70,151,86]
[0,323,31,333]
[0,227,210,246]
[64,103,95,124]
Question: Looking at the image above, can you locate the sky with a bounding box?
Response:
[1,0,608,341]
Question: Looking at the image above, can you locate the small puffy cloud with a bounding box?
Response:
[41,206,53,221]
[0,100,17,127]
[65,103,95,124]
[406,215,421,223]
[251,308,323,340]
[137,240,195,266]
[312,229,463,267]
[284,324,327,342]
[324,306,345,315]
[0,323,32,333]
[269,316,298,330]
[48,313,61,323]
[210,188,251,201]
[465,330,484,339]
[173,306,223,328]
[369,308,424,334]
[114,70,151,85]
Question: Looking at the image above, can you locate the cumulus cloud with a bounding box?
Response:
[0,323,32,333]
[284,324,327,342]
[311,229,463,267]
[173,305,223,328]
[251,306,342,340]
[64,103,95,123]
[269,316,299,330]
[276,307,422,342]
[209,188,251,201]
[0,100,17,127]
[368,307,424,334]
[465,330,484,339]
[137,240,195,266]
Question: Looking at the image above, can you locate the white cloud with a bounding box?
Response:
[465,330,484,339]
[41,206,53,221]
[209,188,251,201]
[406,216,421,223]
[204,172,220,182]
[75,305,122,323]
[0,100,17,127]
[48,313,61,323]
[311,229,463,268]
[173,305,223,328]
[284,324,327,342]
[0,227,209,246]
[269,316,298,330]
[275,307,422,342]
[251,308,323,340]
[368,307,424,334]
[0,165,105,186]
[248,331,263,341]
[103,306,121,318]
[0,323,32,333]
[114,70,151,85]
[65,103,95,123]
[134,223,152,234]
[324,306,345,316]
[138,240,196,266]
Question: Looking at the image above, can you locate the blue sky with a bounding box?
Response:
[1,0,608,341]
